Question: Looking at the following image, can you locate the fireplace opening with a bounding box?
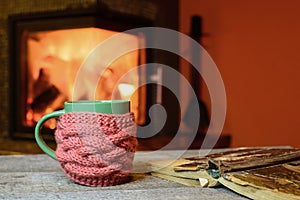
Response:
[24,27,145,129]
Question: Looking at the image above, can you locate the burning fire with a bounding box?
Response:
[24,27,144,128]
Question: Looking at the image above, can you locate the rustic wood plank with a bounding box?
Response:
[0,151,247,199]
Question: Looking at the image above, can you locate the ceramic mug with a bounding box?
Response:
[35,100,131,159]
[34,99,137,186]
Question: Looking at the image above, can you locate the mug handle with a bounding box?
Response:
[34,110,65,160]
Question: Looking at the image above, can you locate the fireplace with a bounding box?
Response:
[1,1,232,152]
[9,6,148,137]
[7,1,181,144]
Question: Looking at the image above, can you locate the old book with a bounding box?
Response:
[219,158,300,200]
[148,146,300,198]
[163,147,300,179]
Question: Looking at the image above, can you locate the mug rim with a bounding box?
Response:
[65,100,129,104]
[64,100,130,114]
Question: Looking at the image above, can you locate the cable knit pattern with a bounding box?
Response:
[55,112,137,187]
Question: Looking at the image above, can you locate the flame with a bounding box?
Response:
[118,84,136,99]
[24,27,146,128]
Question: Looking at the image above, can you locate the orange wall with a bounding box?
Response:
[180,0,300,148]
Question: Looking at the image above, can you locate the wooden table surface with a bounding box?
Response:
[0,149,247,200]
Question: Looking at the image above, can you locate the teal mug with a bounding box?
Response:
[34,100,131,159]
[34,99,137,186]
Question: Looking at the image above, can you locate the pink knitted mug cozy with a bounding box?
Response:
[54,112,137,187]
